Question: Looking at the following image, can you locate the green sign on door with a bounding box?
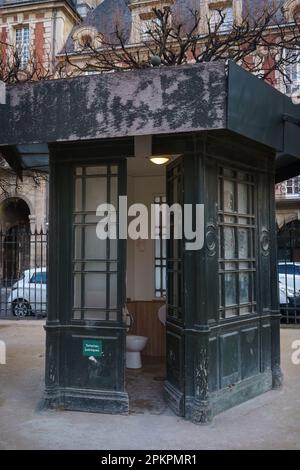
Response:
[82,339,103,357]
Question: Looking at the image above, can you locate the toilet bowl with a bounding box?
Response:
[126,335,148,369]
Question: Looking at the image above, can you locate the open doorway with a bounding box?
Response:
[125,150,168,415]
[0,197,31,285]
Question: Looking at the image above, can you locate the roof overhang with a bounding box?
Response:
[0,61,300,181]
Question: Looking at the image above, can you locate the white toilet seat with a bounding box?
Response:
[126,335,148,369]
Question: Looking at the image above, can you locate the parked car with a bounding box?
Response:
[278,262,300,323]
[278,262,300,301]
[7,268,47,317]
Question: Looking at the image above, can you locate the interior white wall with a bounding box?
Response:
[126,173,165,301]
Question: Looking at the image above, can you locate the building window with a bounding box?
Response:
[287,176,300,195]
[218,167,256,318]
[209,6,233,32]
[83,67,99,76]
[140,12,162,42]
[154,195,167,298]
[284,49,300,95]
[15,26,30,68]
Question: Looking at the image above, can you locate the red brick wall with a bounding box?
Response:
[0,27,7,64]
[34,22,45,71]
[263,54,276,86]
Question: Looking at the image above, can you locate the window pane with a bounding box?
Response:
[84,261,107,271]
[225,273,237,306]
[111,176,118,208]
[75,179,82,211]
[72,164,120,322]
[224,227,235,259]
[238,183,248,214]
[238,228,249,258]
[74,227,82,259]
[239,272,250,304]
[110,239,117,260]
[85,177,107,211]
[84,226,106,260]
[84,310,107,321]
[224,180,235,212]
[218,167,256,318]
[84,273,106,308]
[86,166,107,175]
[109,274,117,309]
[74,274,82,308]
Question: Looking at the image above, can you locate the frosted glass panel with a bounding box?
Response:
[74,227,82,259]
[110,239,117,259]
[239,272,250,304]
[74,214,83,224]
[225,273,237,306]
[84,226,107,260]
[75,179,82,211]
[224,227,235,259]
[156,267,161,290]
[109,274,117,309]
[72,163,120,322]
[84,310,107,320]
[74,274,81,308]
[155,239,161,258]
[224,180,235,212]
[86,166,107,175]
[85,214,100,224]
[109,311,117,321]
[238,183,248,214]
[162,267,166,291]
[84,273,106,308]
[85,177,107,211]
[111,177,118,208]
[219,167,256,318]
[84,262,107,272]
[238,228,249,259]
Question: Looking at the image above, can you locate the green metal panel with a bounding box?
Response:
[227,61,284,152]
[45,142,129,414]
[173,132,282,423]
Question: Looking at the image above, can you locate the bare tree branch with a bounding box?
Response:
[61,3,300,90]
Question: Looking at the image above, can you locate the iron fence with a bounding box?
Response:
[278,221,300,324]
[0,227,47,318]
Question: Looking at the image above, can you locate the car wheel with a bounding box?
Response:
[12,300,31,317]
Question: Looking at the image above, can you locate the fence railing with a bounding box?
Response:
[0,227,47,318]
[278,221,300,325]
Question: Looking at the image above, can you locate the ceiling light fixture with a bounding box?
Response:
[149,155,171,165]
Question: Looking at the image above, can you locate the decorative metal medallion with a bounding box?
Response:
[206,223,218,257]
[260,228,270,257]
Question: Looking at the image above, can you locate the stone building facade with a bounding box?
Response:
[0,0,80,233]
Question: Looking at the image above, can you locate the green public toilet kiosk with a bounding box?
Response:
[1,61,300,423]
